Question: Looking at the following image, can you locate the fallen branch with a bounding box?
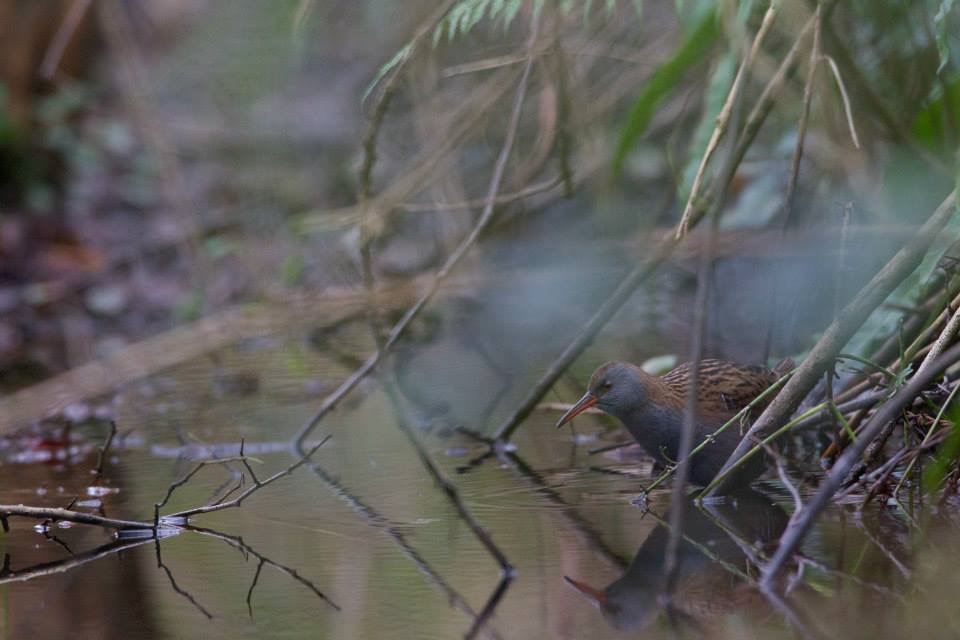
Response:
[0,284,435,432]
[760,342,960,588]
[0,506,151,532]
[161,436,329,523]
[709,189,958,496]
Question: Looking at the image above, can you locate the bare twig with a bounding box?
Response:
[153,454,261,525]
[549,10,575,198]
[400,176,563,212]
[0,505,151,531]
[818,16,948,174]
[40,0,93,79]
[164,436,329,521]
[465,577,512,640]
[663,36,751,598]
[820,54,861,149]
[917,301,960,375]
[355,2,459,352]
[93,420,118,480]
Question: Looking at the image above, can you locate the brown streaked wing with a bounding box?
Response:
[661,360,779,417]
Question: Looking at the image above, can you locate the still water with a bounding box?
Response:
[1,304,957,639]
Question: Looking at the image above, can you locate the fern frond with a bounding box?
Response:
[362,42,413,104]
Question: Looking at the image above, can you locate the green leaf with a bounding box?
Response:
[923,403,960,493]
[935,0,956,75]
[281,254,307,286]
[912,77,960,155]
[503,0,523,28]
[611,8,719,178]
[362,43,413,104]
[678,52,736,200]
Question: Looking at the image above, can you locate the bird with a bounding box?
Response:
[556,358,791,487]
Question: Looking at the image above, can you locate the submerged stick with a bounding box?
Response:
[0,506,150,531]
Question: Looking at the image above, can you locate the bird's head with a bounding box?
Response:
[556,362,648,428]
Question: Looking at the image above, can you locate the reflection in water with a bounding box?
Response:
[565,491,788,633]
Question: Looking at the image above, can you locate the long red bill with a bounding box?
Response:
[563,575,608,606]
[556,391,597,428]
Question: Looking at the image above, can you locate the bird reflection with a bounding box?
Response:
[564,490,788,633]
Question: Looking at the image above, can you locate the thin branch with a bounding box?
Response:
[465,576,512,640]
[0,506,151,531]
[40,0,93,79]
[247,560,265,617]
[400,176,563,212]
[549,9,575,198]
[663,30,751,597]
[820,54,861,149]
[93,420,118,480]
[165,436,329,521]
[917,300,960,375]
[153,454,263,525]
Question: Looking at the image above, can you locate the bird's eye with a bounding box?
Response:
[602,380,612,390]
